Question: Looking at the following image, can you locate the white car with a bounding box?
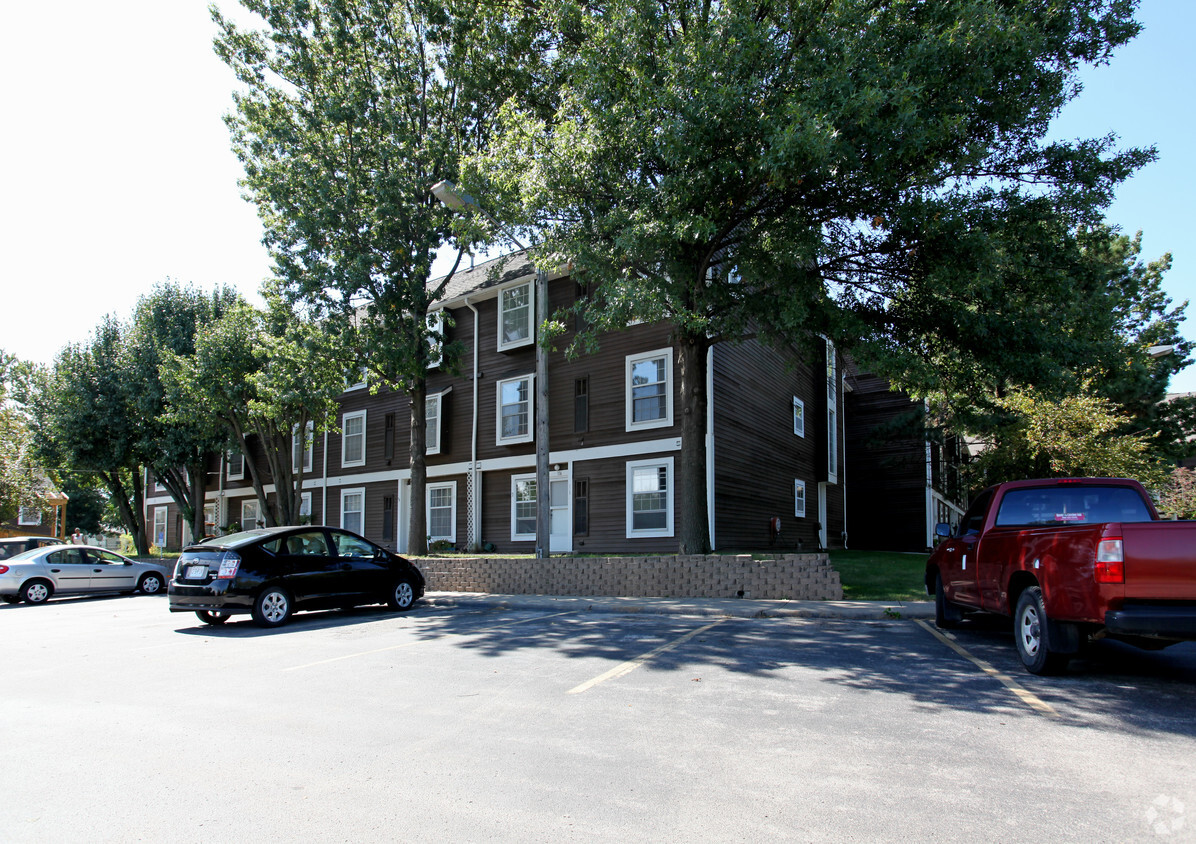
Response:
[0,545,171,604]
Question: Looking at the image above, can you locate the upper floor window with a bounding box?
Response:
[793,396,805,438]
[427,394,442,455]
[227,451,244,481]
[626,348,673,431]
[498,281,534,350]
[427,310,444,369]
[497,375,534,445]
[342,410,367,468]
[18,506,41,526]
[292,421,314,474]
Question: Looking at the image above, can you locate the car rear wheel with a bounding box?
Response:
[138,573,164,594]
[387,579,416,611]
[22,580,52,604]
[195,610,230,625]
[1014,586,1069,675]
[252,587,293,628]
[933,571,962,629]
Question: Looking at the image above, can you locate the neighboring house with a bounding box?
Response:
[145,252,850,553]
[1,483,69,543]
[844,373,968,552]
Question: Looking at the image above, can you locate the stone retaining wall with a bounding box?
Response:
[411,554,842,601]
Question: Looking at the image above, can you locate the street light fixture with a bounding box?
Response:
[432,180,551,559]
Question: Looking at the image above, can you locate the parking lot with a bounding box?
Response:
[3,593,1195,842]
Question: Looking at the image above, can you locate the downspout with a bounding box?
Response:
[465,296,481,551]
[321,430,329,528]
[706,345,715,550]
[840,374,848,550]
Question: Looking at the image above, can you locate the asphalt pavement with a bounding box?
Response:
[423,591,936,620]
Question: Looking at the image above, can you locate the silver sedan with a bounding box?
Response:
[0,545,171,604]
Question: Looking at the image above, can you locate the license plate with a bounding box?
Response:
[185,565,208,580]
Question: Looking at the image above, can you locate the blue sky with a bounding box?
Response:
[2,0,1191,391]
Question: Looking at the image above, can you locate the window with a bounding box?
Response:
[153,506,168,548]
[17,506,41,526]
[342,410,366,467]
[626,457,674,537]
[497,375,534,445]
[794,480,807,518]
[203,503,216,535]
[346,368,367,391]
[574,479,589,536]
[827,340,838,482]
[427,394,442,455]
[292,421,314,474]
[427,310,444,368]
[227,451,244,481]
[382,495,394,541]
[498,281,533,350]
[574,378,589,434]
[626,348,673,431]
[511,475,537,540]
[241,499,260,530]
[427,482,456,543]
[341,488,365,534]
[299,492,312,520]
[793,397,805,438]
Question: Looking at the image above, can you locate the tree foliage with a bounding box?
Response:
[212,0,539,552]
[467,0,1153,551]
[1157,468,1196,521]
[0,350,39,523]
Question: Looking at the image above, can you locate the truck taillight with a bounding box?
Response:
[216,553,241,580]
[1095,538,1124,584]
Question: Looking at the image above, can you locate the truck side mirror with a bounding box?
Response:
[935,523,952,539]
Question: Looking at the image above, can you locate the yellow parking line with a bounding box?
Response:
[566,619,726,695]
[914,619,1059,719]
[283,610,577,671]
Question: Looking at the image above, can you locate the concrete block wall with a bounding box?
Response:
[411,553,842,601]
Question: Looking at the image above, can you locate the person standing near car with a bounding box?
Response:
[71,528,84,544]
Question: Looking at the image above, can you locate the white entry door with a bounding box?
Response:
[549,471,572,553]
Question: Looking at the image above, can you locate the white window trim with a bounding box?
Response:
[241,499,260,530]
[341,410,367,468]
[427,393,443,456]
[299,492,313,520]
[625,347,674,432]
[427,481,457,543]
[226,451,244,481]
[794,480,807,518]
[496,374,534,446]
[346,367,368,391]
[18,506,42,526]
[626,456,674,538]
[793,396,805,438]
[497,280,535,351]
[293,421,315,474]
[340,487,366,534]
[510,473,537,541]
[427,310,445,369]
[153,506,168,547]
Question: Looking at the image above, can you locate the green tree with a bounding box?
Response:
[126,282,240,543]
[0,350,39,523]
[212,0,534,552]
[160,288,347,527]
[29,321,151,553]
[468,0,1151,552]
[968,387,1166,489]
[1157,468,1196,520]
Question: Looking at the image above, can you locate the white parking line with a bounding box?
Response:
[283,610,578,671]
[914,620,1059,719]
[566,619,726,695]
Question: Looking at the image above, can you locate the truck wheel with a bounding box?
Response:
[1014,586,1069,675]
[934,572,963,629]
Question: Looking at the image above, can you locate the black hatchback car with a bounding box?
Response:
[168,526,425,628]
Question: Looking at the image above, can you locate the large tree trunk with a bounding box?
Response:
[676,332,711,554]
[407,381,428,556]
[106,468,148,555]
[188,461,207,543]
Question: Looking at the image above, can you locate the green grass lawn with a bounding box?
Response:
[828,549,930,601]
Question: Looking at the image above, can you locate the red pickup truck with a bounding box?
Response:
[926,477,1196,674]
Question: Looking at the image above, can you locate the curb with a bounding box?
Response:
[423,592,935,621]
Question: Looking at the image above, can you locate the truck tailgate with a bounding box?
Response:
[1122,521,1196,600]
